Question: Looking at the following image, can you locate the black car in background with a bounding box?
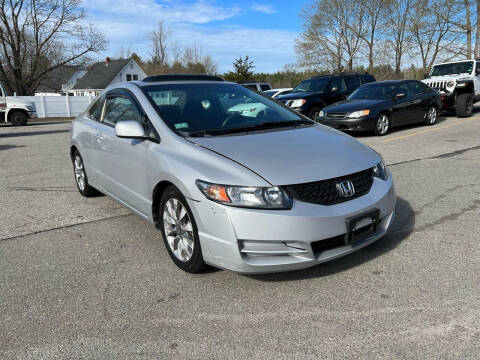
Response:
[276,73,375,119]
[317,80,442,136]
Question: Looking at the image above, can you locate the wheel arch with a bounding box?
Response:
[152,180,176,228]
[70,145,79,160]
[7,108,29,121]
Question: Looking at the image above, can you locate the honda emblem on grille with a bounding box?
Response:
[336,180,355,198]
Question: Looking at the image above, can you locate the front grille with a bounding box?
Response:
[325,112,347,119]
[426,81,448,90]
[284,168,374,206]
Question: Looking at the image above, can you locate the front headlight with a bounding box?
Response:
[196,180,292,209]
[318,110,324,118]
[373,160,389,180]
[347,110,370,118]
[447,81,455,87]
[289,99,306,108]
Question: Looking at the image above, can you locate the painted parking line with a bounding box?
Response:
[382,116,480,143]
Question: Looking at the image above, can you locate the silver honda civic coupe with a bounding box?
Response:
[70,75,396,274]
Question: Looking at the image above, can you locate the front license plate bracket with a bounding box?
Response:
[344,208,380,245]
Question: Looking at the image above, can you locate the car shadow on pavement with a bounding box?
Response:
[0,129,70,139]
[246,197,414,282]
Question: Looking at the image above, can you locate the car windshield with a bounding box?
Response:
[143,83,312,136]
[348,83,398,100]
[292,78,330,93]
[430,61,474,76]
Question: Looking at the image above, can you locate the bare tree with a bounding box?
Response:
[358,0,389,71]
[386,0,413,75]
[476,0,480,57]
[410,0,464,72]
[150,21,170,73]
[0,0,106,95]
[296,0,365,72]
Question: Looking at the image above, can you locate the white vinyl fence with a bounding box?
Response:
[17,95,93,118]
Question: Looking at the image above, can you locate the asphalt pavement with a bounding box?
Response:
[1,113,479,359]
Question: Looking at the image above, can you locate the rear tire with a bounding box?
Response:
[9,111,28,126]
[456,93,474,118]
[72,150,99,197]
[308,107,322,121]
[158,185,207,273]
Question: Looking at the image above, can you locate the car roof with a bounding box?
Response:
[309,73,372,79]
[362,80,406,86]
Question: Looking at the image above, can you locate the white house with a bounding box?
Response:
[71,57,147,97]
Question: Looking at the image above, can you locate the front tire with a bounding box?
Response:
[456,93,474,118]
[72,150,99,197]
[159,185,206,273]
[374,113,390,136]
[425,106,438,126]
[9,111,28,126]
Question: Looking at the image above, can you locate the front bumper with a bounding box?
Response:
[189,176,396,273]
[28,111,37,119]
[317,116,377,132]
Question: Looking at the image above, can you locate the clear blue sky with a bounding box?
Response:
[82,0,309,73]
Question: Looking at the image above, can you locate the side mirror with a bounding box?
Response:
[394,93,407,100]
[476,68,480,76]
[330,86,338,93]
[115,120,146,139]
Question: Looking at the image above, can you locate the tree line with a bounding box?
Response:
[2,0,479,95]
[296,0,480,75]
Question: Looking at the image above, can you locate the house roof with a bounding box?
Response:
[72,59,130,90]
[36,65,84,93]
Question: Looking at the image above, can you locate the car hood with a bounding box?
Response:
[7,97,35,107]
[189,125,379,185]
[325,99,390,113]
[276,91,319,101]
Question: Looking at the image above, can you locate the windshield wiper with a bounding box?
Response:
[186,120,314,137]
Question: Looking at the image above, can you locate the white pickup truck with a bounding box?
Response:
[0,82,37,126]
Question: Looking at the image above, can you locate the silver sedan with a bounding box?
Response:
[70,75,396,274]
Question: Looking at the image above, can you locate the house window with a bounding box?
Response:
[133,74,138,81]
[126,74,132,81]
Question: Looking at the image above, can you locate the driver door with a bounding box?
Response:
[326,77,347,105]
[93,92,151,216]
[392,82,415,125]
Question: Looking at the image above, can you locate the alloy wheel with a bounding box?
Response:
[377,114,389,135]
[427,107,437,124]
[74,155,86,191]
[162,198,195,262]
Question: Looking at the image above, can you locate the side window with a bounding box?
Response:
[345,76,361,92]
[395,83,410,97]
[363,75,375,84]
[88,95,105,122]
[329,77,347,94]
[103,96,143,127]
[260,84,271,91]
[408,81,431,95]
